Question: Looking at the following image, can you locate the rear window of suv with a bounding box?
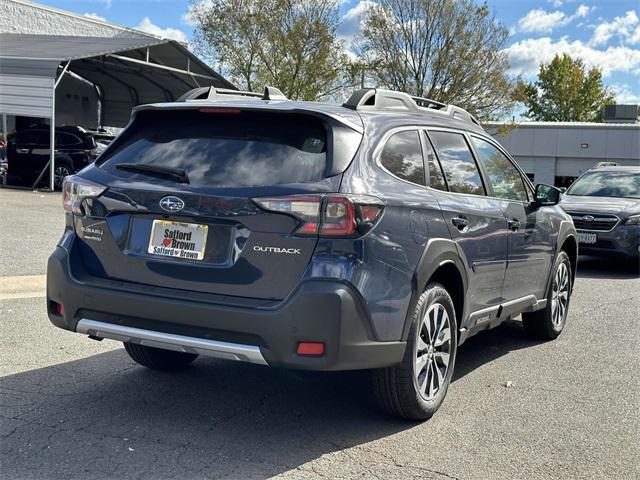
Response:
[98,110,328,188]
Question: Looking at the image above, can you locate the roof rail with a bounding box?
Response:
[342,88,480,126]
[593,161,619,168]
[177,85,289,102]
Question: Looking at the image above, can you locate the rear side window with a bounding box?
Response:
[56,132,82,147]
[429,131,485,196]
[379,130,425,185]
[99,110,327,188]
[471,136,529,202]
[11,131,37,144]
[34,131,50,146]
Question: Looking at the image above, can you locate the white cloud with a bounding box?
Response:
[134,17,187,43]
[337,0,376,43]
[504,36,640,78]
[83,12,106,22]
[574,5,592,19]
[181,0,213,27]
[517,4,594,34]
[613,84,640,104]
[518,9,568,33]
[98,0,112,9]
[590,10,639,46]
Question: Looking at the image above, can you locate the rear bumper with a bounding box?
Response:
[47,245,405,371]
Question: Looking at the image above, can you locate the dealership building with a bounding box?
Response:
[486,106,640,187]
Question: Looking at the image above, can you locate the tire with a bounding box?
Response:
[372,282,458,421]
[522,251,572,340]
[123,342,198,371]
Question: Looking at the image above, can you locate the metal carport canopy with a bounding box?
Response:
[0,33,235,126]
[0,33,235,189]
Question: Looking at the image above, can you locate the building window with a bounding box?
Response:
[555,176,577,188]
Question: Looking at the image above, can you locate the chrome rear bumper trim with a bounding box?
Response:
[76,319,268,365]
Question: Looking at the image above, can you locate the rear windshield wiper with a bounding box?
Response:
[115,163,190,184]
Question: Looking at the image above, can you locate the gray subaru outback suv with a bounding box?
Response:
[47,87,577,420]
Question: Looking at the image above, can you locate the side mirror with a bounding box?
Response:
[534,184,561,206]
[559,187,567,193]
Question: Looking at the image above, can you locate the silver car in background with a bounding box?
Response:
[561,166,640,260]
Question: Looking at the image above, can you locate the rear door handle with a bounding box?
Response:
[508,219,520,231]
[16,148,29,154]
[451,216,469,230]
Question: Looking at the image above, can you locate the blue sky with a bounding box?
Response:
[41,0,640,104]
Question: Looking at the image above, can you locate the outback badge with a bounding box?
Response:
[159,196,185,213]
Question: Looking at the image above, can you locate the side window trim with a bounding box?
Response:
[425,127,488,197]
[375,126,427,188]
[463,132,496,198]
[469,133,534,203]
[420,130,449,192]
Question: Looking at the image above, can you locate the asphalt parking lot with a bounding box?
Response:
[1,188,639,480]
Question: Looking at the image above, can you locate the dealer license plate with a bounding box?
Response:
[148,220,208,260]
[577,232,597,244]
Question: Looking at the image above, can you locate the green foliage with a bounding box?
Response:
[190,0,349,101]
[518,54,615,122]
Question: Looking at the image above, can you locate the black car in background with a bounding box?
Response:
[561,165,640,260]
[6,125,99,188]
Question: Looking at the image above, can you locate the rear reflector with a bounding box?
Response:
[297,342,325,356]
[52,301,64,316]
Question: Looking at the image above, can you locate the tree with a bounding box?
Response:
[190,0,349,100]
[356,0,515,120]
[518,54,615,122]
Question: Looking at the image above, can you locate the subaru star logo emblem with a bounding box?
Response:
[582,215,595,223]
[159,196,185,213]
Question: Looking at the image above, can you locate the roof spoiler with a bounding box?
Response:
[177,85,288,102]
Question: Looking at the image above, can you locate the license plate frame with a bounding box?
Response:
[148,220,208,261]
[577,232,597,244]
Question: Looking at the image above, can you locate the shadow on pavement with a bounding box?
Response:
[1,350,408,479]
[454,319,539,381]
[1,319,539,480]
[576,255,639,279]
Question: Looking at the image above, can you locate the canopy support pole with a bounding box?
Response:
[32,61,69,191]
[50,61,70,190]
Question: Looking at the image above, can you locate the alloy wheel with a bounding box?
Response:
[415,302,452,400]
[551,262,569,327]
[54,166,71,189]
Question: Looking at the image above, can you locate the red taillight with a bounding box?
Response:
[320,196,357,236]
[253,195,322,236]
[297,342,325,356]
[253,194,383,238]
